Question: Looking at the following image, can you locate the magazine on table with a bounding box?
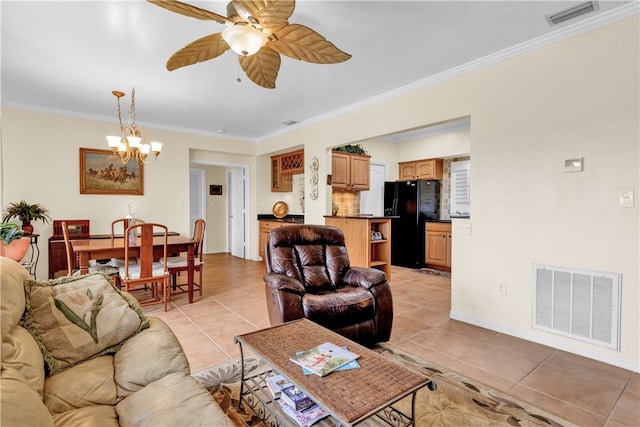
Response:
[265,374,293,398]
[289,342,360,377]
[296,347,361,375]
[278,398,328,427]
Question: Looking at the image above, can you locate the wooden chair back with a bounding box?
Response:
[122,223,168,280]
[111,218,133,238]
[192,219,206,261]
[61,221,75,276]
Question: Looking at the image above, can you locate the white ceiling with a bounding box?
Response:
[1,1,634,142]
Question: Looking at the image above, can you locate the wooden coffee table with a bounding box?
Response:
[234,319,436,426]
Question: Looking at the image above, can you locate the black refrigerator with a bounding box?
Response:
[384,180,441,268]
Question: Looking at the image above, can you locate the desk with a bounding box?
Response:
[71,235,197,303]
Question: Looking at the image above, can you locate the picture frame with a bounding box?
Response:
[210,185,223,196]
[79,148,144,195]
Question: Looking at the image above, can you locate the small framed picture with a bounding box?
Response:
[210,185,223,195]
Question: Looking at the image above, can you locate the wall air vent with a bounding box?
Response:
[546,1,599,26]
[532,263,621,350]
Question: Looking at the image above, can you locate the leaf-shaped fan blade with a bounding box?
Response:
[240,47,281,89]
[147,0,231,25]
[167,33,230,71]
[232,0,294,31]
[269,24,351,64]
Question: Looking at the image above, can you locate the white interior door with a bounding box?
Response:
[189,168,206,249]
[228,167,245,258]
[360,162,387,215]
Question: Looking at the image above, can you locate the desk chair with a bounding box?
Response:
[61,221,119,279]
[118,223,170,311]
[161,219,205,297]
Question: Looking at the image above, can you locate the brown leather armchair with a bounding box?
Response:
[263,224,393,347]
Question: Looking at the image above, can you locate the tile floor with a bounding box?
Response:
[142,253,639,426]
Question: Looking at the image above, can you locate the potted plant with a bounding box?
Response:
[2,200,51,234]
[0,222,30,262]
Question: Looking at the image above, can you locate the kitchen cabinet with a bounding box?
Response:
[398,159,443,181]
[425,222,451,271]
[259,220,286,258]
[331,152,370,191]
[271,149,304,192]
[324,216,391,280]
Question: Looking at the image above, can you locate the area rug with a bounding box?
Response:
[415,268,451,278]
[192,342,577,427]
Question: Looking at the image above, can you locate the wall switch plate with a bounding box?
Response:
[455,221,472,236]
[497,282,507,296]
[618,191,634,208]
[564,157,583,172]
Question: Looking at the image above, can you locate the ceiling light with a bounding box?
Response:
[222,24,267,56]
[106,89,162,164]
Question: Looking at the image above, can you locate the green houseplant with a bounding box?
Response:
[2,200,51,234]
[332,144,369,156]
[0,222,29,262]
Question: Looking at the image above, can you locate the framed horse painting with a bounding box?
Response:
[79,148,144,195]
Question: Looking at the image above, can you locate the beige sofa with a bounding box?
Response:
[0,257,232,427]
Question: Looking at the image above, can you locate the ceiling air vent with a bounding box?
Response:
[546,1,599,26]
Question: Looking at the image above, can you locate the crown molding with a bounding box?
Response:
[260,2,639,143]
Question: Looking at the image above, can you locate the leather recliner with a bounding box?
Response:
[263,224,393,347]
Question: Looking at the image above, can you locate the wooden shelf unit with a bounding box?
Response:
[325,217,392,281]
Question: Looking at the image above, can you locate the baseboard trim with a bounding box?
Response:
[449,310,639,373]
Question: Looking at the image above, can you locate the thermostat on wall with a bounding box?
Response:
[564,157,583,172]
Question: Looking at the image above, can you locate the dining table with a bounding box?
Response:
[71,234,198,303]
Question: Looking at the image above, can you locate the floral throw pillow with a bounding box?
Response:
[23,273,149,375]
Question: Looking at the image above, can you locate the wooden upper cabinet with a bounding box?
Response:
[398,158,443,180]
[271,149,303,192]
[331,152,370,191]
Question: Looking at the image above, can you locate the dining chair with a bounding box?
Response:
[110,217,138,268]
[161,218,205,297]
[61,221,119,279]
[118,223,170,311]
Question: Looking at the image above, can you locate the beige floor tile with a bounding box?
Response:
[605,388,640,426]
[509,383,607,426]
[519,359,625,417]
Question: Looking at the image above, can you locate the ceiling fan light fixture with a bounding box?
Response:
[222,24,267,56]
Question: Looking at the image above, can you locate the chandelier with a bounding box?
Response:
[106,89,162,164]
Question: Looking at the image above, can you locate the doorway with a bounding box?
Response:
[189,161,251,259]
[360,161,388,215]
[189,168,206,252]
[228,167,245,258]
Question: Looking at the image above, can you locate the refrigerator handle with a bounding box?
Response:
[393,198,398,215]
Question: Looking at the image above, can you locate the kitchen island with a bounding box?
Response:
[324,215,396,281]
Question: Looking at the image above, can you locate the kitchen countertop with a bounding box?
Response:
[257,214,304,223]
[324,214,399,219]
[426,219,452,223]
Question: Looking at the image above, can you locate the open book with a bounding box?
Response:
[289,342,359,376]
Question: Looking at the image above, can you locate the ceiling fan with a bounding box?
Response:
[148,0,352,89]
